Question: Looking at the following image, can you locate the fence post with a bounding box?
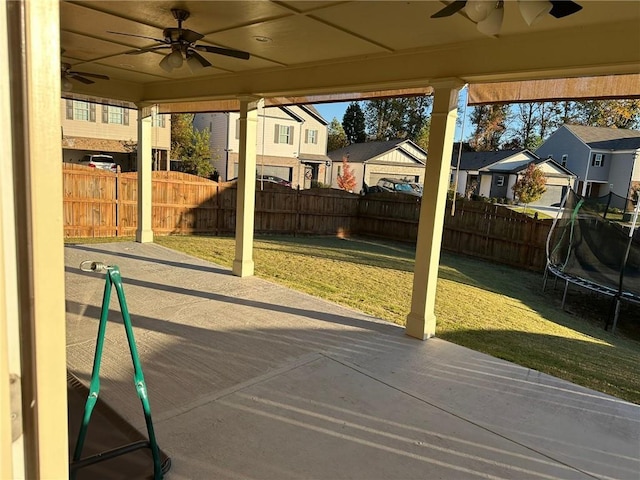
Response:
[115,166,120,237]
[215,184,219,236]
[295,185,300,237]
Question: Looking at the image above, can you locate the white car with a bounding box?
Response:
[78,154,118,172]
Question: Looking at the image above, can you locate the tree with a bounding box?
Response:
[336,156,356,192]
[414,118,431,152]
[363,96,432,141]
[574,99,640,129]
[512,163,547,210]
[170,113,194,159]
[342,102,366,144]
[469,104,509,151]
[327,117,348,151]
[170,113,213,178]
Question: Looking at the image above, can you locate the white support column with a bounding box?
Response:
[2,1,69,477]
[232,97,262,277]
[136,106,154,243]
[406,80,464,340]
[0,4,20,478]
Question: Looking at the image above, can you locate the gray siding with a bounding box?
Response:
[608,152,635,196]
[489,173,509,198]
[536,127,590,180]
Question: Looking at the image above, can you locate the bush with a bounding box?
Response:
[311,180,331,189]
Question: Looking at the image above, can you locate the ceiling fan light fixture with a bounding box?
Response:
[159,54,174,73]
[62,77,73,92]
[167,49,184,68]
[186,53,204,73]
[465,0,496,23]
[477,2,504,36]
[519,0,552,26]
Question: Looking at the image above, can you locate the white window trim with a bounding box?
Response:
[278,125,291,144]
[496,175,505,187]
[593,153,603,167]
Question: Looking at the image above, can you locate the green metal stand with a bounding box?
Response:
[71,261,164,479]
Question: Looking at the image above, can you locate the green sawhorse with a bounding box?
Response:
[71,261,169,479]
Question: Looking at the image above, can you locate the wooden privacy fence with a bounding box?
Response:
[63,164,551,271]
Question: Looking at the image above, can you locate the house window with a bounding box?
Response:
[152,114,165,128]
[101,104,130,125]
[561,154,568,167]
[496,175,505,187]
[274,124,293,144]
[108,106,124,124]
[305,129,318,144]
[592,153,604,167]
[66,100,95,122]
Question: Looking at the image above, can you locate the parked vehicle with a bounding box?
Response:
[77,154,118,172]
[375,178,421,196]
[258,174,292,187]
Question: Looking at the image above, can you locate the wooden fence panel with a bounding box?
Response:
[357,193,421,241]
[62,164,117,237]
[62,165,552,271]
[297,188,359,236]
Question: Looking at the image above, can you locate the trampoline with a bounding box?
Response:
[543,189,640,332]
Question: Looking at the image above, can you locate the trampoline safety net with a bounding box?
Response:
[546,189,640,327]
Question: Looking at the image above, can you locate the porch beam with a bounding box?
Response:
[136,106,153,243]
[406,80,464,340]
[232,98,262,277]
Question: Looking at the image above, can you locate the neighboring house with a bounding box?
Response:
[451,147,575,206]
[61,98,171,172]
[327,139,426,193]
[193,105,331,188]
[536,124,640,198]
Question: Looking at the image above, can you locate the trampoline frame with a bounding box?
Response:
[543,190,640,333]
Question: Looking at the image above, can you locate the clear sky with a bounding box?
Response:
[313,89,473,142]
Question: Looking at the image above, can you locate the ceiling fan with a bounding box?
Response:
[431,0,582,36]
[108,8,251,74]
[61,62,110,92]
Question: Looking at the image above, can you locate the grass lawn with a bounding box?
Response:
[66,234,640,403]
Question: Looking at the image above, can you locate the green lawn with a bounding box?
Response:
[66,234,640,403]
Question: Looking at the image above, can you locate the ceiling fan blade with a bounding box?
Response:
[69,71,110,80]
[187,50,212,68]
[194,45,250,60]
[69,75,94,85]
[126,45,171,55]
[549,1,582,18]
[107,31,167,43]
[431,0,467,18]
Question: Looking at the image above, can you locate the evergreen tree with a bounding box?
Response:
[363,96,431,141]
[327,117,348,151]
[512,163,547,209]
[336,156,357,192]
[342,102,367,144]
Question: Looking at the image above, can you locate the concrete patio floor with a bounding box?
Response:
[64,242,640,480]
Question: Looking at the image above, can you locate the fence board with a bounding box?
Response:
[63,165,551,271]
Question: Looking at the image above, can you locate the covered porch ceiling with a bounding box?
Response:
[60,1,640,110]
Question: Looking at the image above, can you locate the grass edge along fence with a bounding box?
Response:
[63,164,551,271]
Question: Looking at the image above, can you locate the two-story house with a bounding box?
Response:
[61,98,171,172]
[193,105,331,188]
[536,125,640,198]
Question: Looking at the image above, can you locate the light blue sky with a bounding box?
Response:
[313,89,473,142]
